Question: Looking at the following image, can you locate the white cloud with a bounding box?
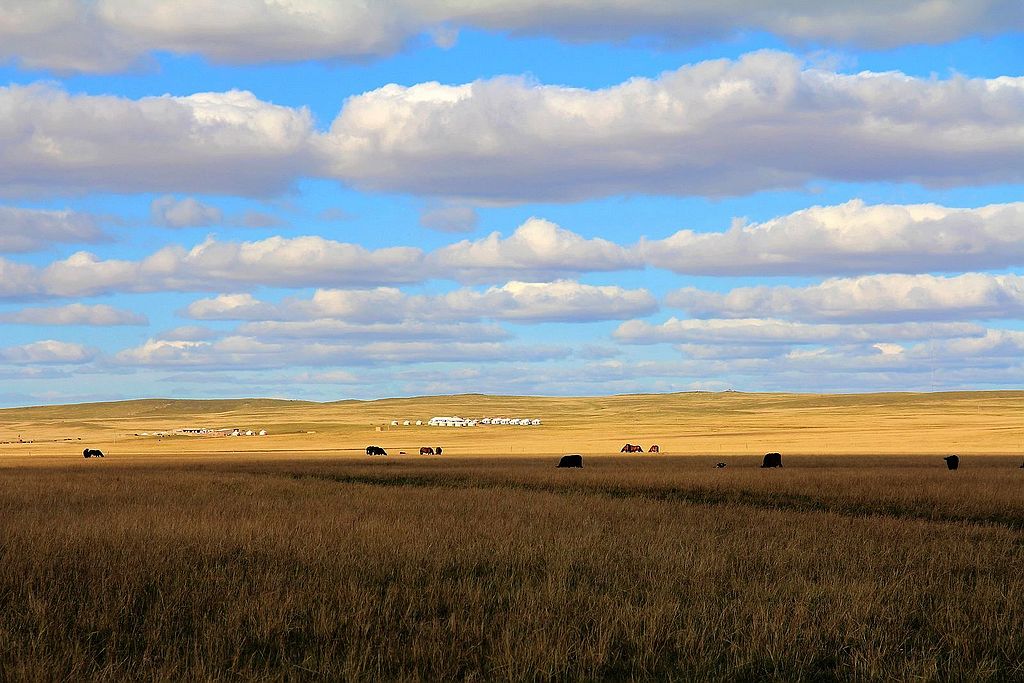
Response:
[427,218,640,282]
[1,303,146,325]
[614,317,985,345]
[668,273,1024,323]
[0,339,96,364]
[324,52,1024,201]
[0,84,314,197]
[2,2,1021,73]
[643,200,1024,276]
[151,196,223,228]
[4,55,1023,203]
[0,206,107,253]
[438,280,657,322]
[186,280,656,324]
[2,235,425,300]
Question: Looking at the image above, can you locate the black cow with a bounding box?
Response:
[944,454,959,470]
[557,454,583,468]
[761,452,783,468]
[714,462,727,468]
[435,447,443,455]
[83,448,104,458]
[648,444,660,453]
[365,445,387,456]
[420,447,434,455]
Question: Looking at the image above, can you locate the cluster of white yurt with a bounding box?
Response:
[480,417,542,426]
[428,416,477,427]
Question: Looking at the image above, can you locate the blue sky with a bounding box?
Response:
[0,2,1022,406]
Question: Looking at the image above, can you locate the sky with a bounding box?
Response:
[0,1,1022,406]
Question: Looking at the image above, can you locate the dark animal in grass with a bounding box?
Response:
[420,447,434,455]
[620,443,643,453]
[714,462,727,468]
[1020,461,1024,469]
[557,454,583,468]
[435,447,442,455]
[82,448,104,458]
[944,454,960,470]
[648,444,660,453]
[365,445,387,456]
[761,452,783,468]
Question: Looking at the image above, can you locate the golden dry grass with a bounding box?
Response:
[0,393,1022,679]
[0,456,1022,680]
[2,390,1023,461]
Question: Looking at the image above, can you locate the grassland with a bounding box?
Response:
[0,392,1022,679]
[2,390,1024,461]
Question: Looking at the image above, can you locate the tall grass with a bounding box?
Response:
[0,456,1021,680]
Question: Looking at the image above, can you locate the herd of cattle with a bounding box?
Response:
[364,445,443,456]
[620,443,659,453]
[76,446,1019,471]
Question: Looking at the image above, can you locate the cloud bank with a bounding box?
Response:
[668,273,1024,322]
[2,1,1021,73]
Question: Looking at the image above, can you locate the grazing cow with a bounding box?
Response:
[365,445,387,456]
[557,454,583,468]
[83,448,104,458]
[761,452,783,468]
[420,447,434,455]
[714,462,727,468]
[435,447,442,455]
[648,444,660,453]
[944,454,960,470]
[620,443,643,453]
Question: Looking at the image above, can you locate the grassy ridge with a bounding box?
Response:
[3,390,1024,457]
[0,456,1022,680]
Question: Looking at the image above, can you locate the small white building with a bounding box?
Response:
[531,419,541,426]
[415,420,423,426]
[403,420,410,426]
[480,418,491,425]
[259,429,268,436]
[391,420,399,426]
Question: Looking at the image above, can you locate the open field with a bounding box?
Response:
[0,393,1022,679]
[2,390,1024,461]
[0,456,1023,679]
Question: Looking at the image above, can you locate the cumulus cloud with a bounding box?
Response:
[0,235,426,300]
[668,273,1024,323]
[2,1,1021,73]
[1,303,147,325]
[0,206,107,253]
[4,55,1024,203]
[187,280,656,325]
[613,317,985,345]
[438,280,657,323]
[150,196,223,228]
[324,52,1024,201]
[0,84,314,197]
[643,200,1024,276]
[427,218,640,282]
[0,339,96,364]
